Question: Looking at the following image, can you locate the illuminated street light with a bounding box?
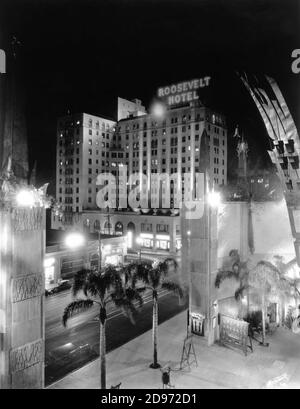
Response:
[16,189,35,207]
[65,232,85,249]
[207,191,221,208]
[151,101,166,118]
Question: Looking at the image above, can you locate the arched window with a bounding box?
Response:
[94,220,100,232]
[115,222,123,235]
[104,221,112,235]
[83,218,90,232]
[127,222,135,233]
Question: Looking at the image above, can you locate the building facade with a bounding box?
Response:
[52,89,228,257]
[55,113,116,224]
[44,235,127,288]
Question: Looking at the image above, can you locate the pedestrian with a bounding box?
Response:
[160,366,174,389]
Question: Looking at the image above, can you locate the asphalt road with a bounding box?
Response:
[45,289,188,386]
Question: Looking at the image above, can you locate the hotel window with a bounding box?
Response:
[141,223,152,232]
[157,224,169,233]
[195,124,199,130]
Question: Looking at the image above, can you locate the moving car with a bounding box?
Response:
[45,279,71,296]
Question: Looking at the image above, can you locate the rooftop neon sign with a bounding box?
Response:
[157,77,211,106]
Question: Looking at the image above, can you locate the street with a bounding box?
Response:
[45,288,188,386]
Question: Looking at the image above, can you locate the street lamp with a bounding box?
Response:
[65,232,85,249]
[16,189,36,207]
[136,236,143,263]
[151,101,166,119]
[207,191,221,208]
[64,231,90,269]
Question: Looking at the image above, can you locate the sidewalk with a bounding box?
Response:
[48,311,300,389]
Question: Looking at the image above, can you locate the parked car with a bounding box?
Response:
[45,280,71,296]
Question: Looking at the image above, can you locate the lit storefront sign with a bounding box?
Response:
[176,239,182,250]
[157,77,211,106]
[103,245,124,266]
[156,234,170,251]
[104,254,121,265]
[44,257,55,287]
[139,233,154,248]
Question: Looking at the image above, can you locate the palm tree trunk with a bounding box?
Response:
[150,294,160,368]
[260,292,268,346]
[100,317,106,389]
[247,286,250,316]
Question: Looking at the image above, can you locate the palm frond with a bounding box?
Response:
[110,293,139,324]
[72,269,90,297]
[62,299,94,327]
[131,262,152,285]
[154,257,177,277]
[215,270,239,288]
[161,280,184,298]
[249,260,281,289]
[234,285,248,300]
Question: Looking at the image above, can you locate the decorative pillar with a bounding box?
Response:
[0,205,45,389]
[181,195,218,340]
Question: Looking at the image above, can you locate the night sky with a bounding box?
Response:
[1,0,299,194]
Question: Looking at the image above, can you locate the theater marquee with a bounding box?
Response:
[157,77,211,106]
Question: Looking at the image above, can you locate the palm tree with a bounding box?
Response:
[247,260,289,346]
[127,258,184,369]
[62,265,143,389]
[215,250,250,316]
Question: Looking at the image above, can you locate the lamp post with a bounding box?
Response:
[136,236,143,263]
[64,231,89,268]
[98,229,102,270]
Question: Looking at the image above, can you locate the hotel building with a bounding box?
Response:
[54,113,115,224]
[52,84,228,255]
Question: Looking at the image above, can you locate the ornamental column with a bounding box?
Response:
[0,203,45,389]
